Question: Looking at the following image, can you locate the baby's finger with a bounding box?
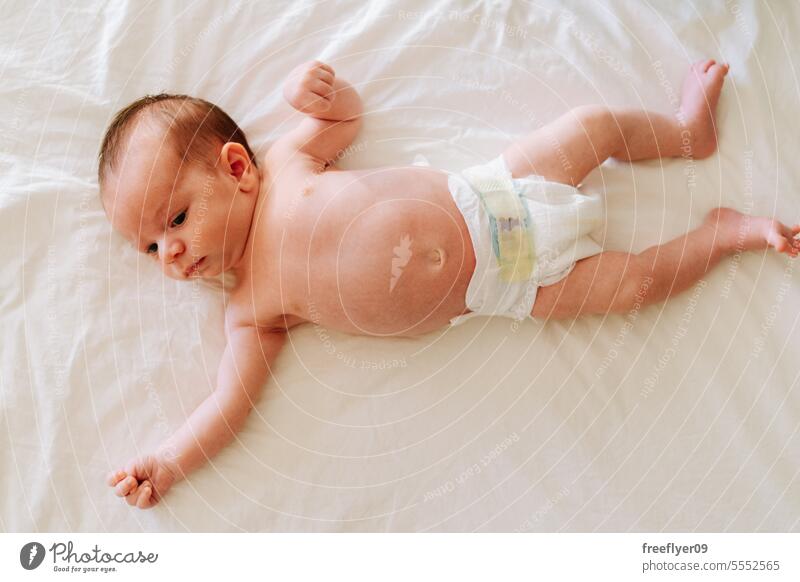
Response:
[315,68,334,87]
[300,93,331,113]
[135,482,154,509]
[115,475,138,498]
[106,470,126,487]
[309,79,333,98]
[315,62,335,77]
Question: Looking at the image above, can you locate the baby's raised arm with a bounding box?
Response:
[272,60,363,166]
[107,322,285,509]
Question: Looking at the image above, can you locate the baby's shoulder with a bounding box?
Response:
[263,135,327,176]
[224,276,306,333]
[260,142,336,210]
[223,294,296,332]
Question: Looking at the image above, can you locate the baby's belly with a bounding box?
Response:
[302,193,475,336]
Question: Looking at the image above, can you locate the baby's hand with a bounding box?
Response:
[283,60,336,116]
[107,453,178,510]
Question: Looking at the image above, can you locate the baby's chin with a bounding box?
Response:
[183,266,236,290]
[186,258,226,281]
[177,249,242,282]
[179,271,218,283]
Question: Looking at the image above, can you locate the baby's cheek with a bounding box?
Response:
[188,220,210,247]
[199,210,224,234]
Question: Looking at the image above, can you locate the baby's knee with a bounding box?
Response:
[569,105,622,157]
[570,105,614,133]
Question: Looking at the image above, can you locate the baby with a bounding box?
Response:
[102,59,799,508]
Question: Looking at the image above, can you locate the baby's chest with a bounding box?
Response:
[252,168,474,332]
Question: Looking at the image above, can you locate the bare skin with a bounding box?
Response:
[104,59,799,508]
[512,60,800,318]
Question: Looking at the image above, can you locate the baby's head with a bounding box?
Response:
[98,94,260,280]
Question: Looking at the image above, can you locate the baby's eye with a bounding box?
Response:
[171,210,187,227]
[146,243,158,255]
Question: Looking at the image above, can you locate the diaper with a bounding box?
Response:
[442,155,604,327]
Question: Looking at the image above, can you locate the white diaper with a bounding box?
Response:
[444,155,604,327]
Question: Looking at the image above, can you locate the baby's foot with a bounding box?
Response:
[705,207,800,257]
[678,59,730,158]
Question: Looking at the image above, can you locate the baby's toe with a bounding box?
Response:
[705,63,727,85]
[696,59,716,73]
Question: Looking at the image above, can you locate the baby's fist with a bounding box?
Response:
[107,453,177,510]
[283,60,336,115]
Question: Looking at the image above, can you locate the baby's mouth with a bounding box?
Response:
[184,256,206,278]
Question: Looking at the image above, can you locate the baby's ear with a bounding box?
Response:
[220,142,257,193]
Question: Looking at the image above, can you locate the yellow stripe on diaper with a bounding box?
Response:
[462,163,536,282]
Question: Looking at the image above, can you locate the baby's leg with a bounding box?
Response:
[504,60,729,186]
[531,208,800,319]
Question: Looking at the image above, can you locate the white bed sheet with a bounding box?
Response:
[2,0,799,532]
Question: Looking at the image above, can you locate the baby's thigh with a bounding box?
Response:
[530,251,643,320]
[502,105,616,186]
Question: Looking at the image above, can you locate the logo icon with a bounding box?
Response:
[389,234,413,293]
[20,542,45,570]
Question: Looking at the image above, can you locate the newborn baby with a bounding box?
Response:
[102,59,799,508]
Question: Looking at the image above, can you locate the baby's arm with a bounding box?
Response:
[107,322,285,509]
[273,60,363,166]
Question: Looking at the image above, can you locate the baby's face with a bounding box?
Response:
[103,128,259,281]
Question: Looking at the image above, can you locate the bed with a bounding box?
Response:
[2,0,799,532]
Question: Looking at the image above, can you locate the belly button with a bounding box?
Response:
[429,248,446,267]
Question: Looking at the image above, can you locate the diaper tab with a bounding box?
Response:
[462,162,536,282]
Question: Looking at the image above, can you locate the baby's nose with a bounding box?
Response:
[162,238,185,265]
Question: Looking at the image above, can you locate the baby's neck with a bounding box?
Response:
[227,172,263,279]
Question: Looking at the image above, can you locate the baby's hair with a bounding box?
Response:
[97,93,256,191]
